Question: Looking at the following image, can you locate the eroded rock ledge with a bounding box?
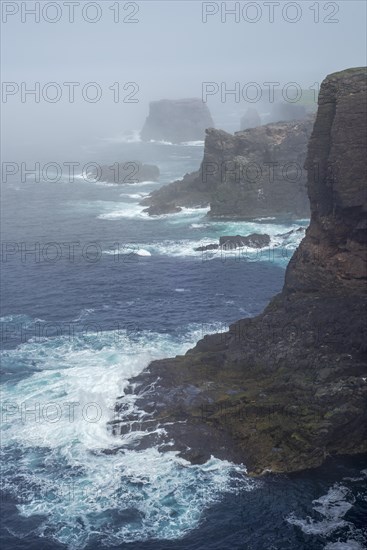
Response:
[114,68,367,475]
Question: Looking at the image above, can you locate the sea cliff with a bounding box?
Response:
[114,68,367,475]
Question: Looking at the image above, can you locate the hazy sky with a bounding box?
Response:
[2,0,366,160]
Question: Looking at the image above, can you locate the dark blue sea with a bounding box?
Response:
[1,138,366,550]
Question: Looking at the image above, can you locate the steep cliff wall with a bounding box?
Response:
[286,68,367,293]
[116,68,367,475]
[206,118,313,219]
[141,118,313,219]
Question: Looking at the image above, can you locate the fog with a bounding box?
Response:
[2,0,366,162]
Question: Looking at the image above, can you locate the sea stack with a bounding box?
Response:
[140,98,214,143]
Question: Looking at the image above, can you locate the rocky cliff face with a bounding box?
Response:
[140,98,214,144]
[141,118,314,219]
[206,118,313,219]
[286,68,367,293]
[115,68,367,475]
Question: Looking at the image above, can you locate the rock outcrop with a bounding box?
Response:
[140,98,214,143]
[88,161,159,184]
[193,233,271,252]
[141,170,208,215]
[219,234,271,249]
[114,68,367,475]
[207,117,314,219]
[141,117,314,218]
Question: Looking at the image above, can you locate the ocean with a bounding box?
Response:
[1,138,366,550]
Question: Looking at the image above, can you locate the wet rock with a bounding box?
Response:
[194,233,271,252]
[142,203,182,216]
[219,234,271,249]
[194,243,219,252]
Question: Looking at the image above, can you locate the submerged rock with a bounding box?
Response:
[115,68,367,475]
[140,98,214,143]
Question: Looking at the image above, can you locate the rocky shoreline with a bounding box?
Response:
[113,68,367,475]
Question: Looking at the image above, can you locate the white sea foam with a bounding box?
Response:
[122,192,150,199]
[1,323,252,549]
[72,308,95,322]
[180,140,205,147]
[101,220,305,266]
[190,222,212,229]
[136,249,151,257]
[100,130,142,144]
[98,204,210,222]
[98,203,147,220]
[148,139,174,145]
[287,484,356,536]
[90,180,121,187]
[324,542,366,550]
[0,313,44,326]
